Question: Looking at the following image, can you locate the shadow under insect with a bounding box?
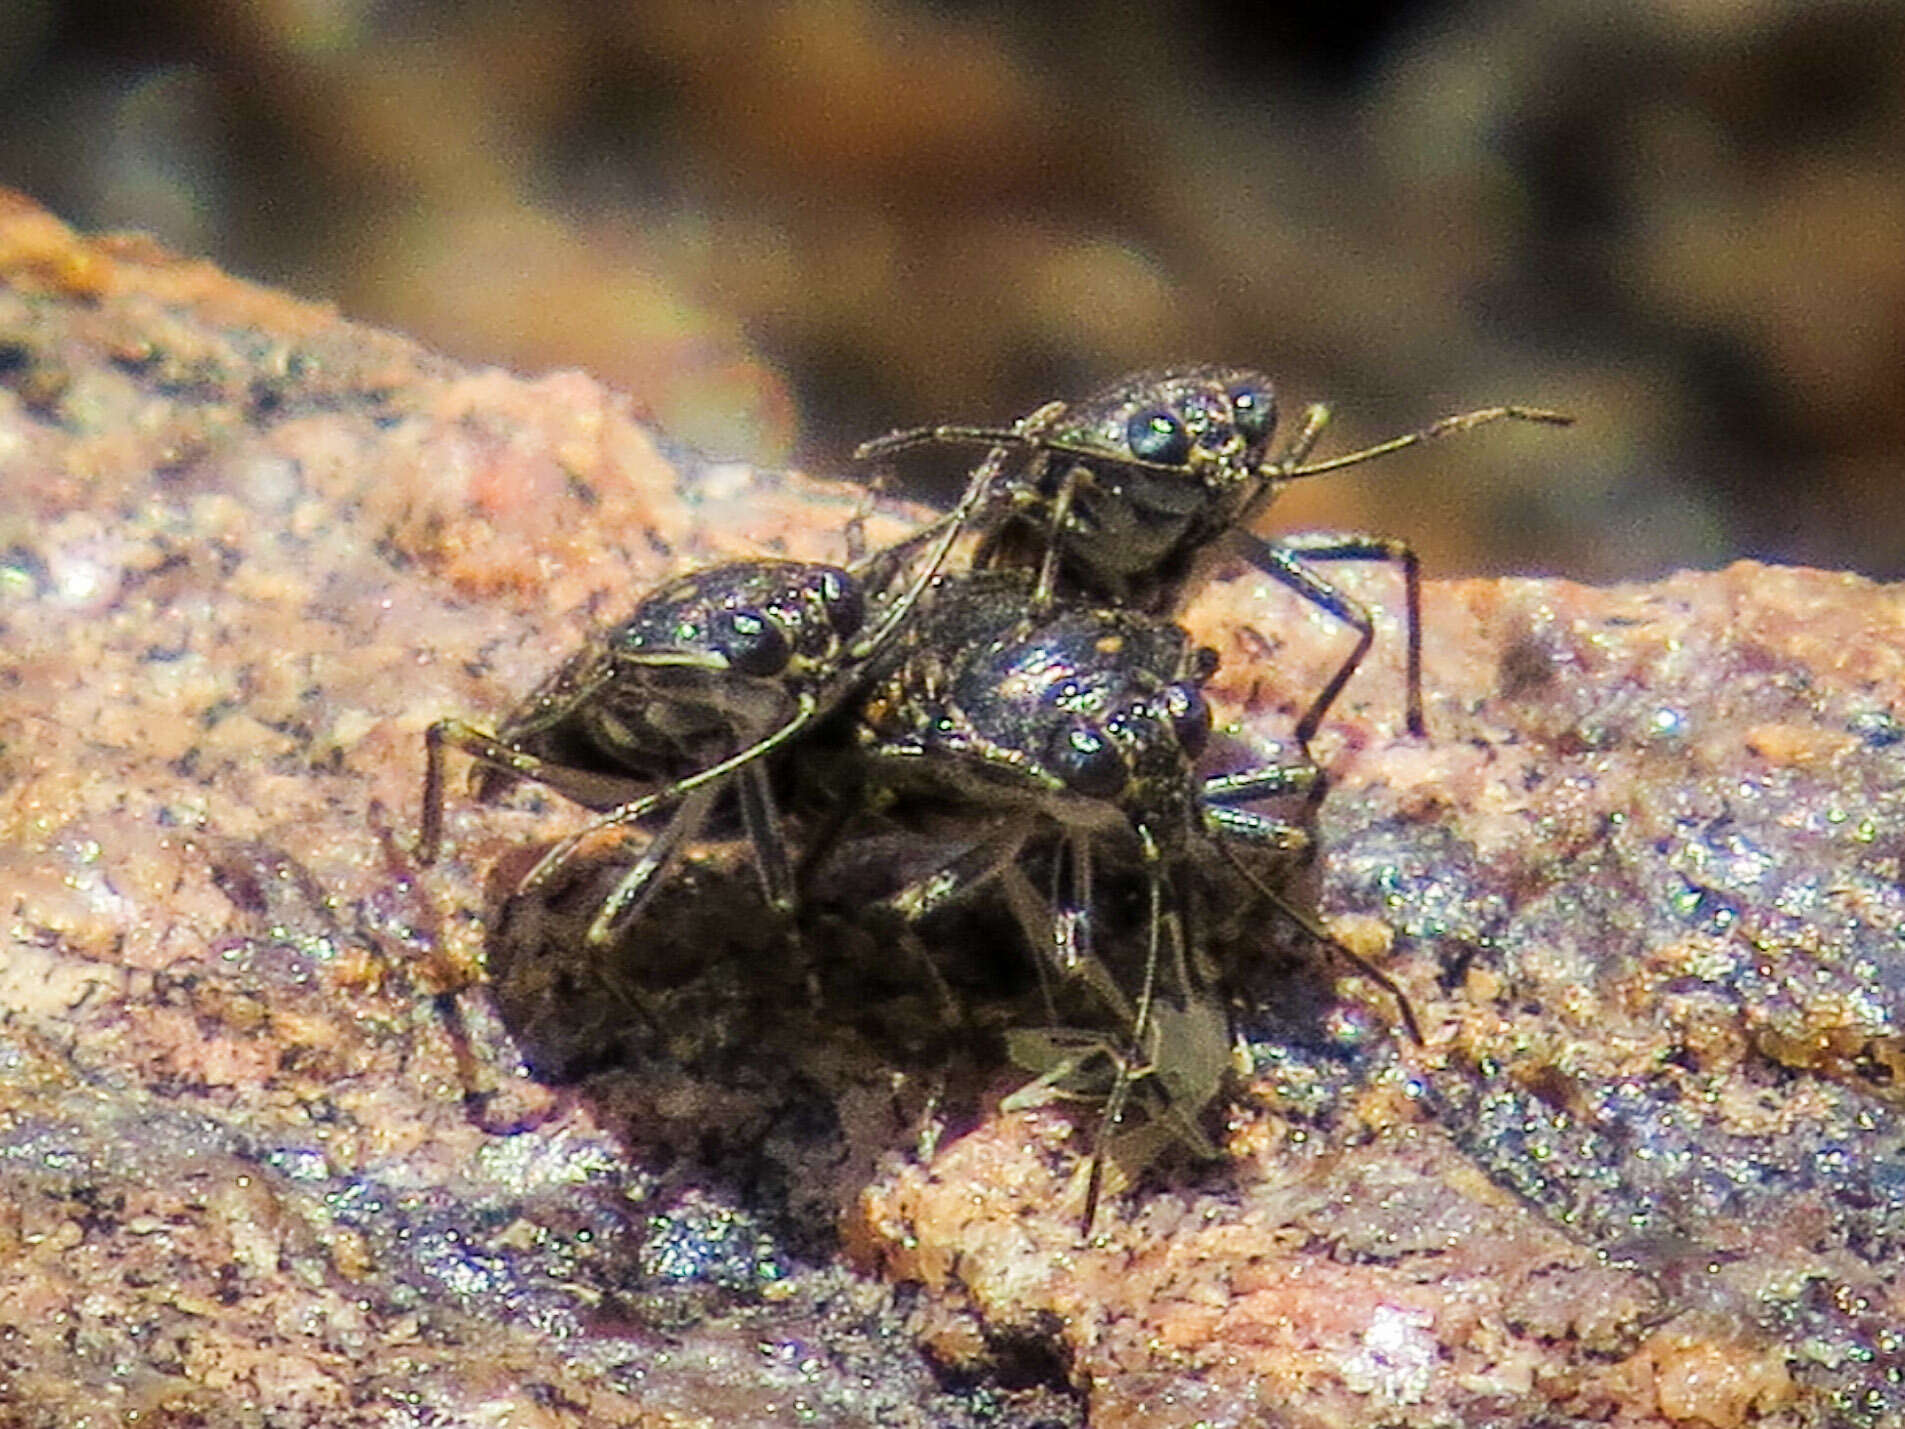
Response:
[482,822,1038,1087]
[477,794,1405,1230]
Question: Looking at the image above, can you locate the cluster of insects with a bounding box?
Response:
[421,365,1567,1229]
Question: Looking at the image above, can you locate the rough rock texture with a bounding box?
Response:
[3,190,1902,1427]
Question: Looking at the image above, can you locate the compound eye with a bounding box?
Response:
[1125,408,1191,467]
[1162,684,1211,759]
[817,567,864,639]
[1048,721,1128,799]
[1230,385,1276,447]
[716,607,791,676]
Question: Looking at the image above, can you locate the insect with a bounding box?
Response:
[419,493,972,948]
[858,366,1570,747]
[833,571,1418,1228]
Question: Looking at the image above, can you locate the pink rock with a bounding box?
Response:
[3,190,1899,1427]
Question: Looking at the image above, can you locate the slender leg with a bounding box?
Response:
[570,783,722,947]
[582,783,724,946]
[841,445,1001,665]
[867,823,1136,1029]
[421,718,644,864]
[1003,1026,1118,1107]
[1001,853,1133,1026]
[734,763,795,914]
[1235,403,1570,739]
[1212,839,1422,1044]
[882,823,1027,923]
[1031,462,1081,614]
[889,922,960,1019]
[1081,825,1165,1234]
[872,823,1029,1014]
[1201,760,1322,806]
[1276,529,1423,739]
[1203,806,1311,856]
[1050,837,1101,995]
[519,692,823,895]
[1230,529,1421,746]
[419,719,458,865]
[1203,751,1327,829]
[790,771,864,890]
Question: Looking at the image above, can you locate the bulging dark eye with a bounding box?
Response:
[817,567,863,638]
[1162,684,1211,759]
[1230,385,1275,446]
[716,607,791,676]
[1125,409,1191,467]
[1048,720,1127,798]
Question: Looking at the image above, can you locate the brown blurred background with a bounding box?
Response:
[5,0,1904,580]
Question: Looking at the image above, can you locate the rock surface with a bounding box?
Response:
[3,190,1902,1426]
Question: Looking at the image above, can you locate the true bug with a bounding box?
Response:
[833,571,1418,1228]
[858,366,1570,747]
[419,487,974,946]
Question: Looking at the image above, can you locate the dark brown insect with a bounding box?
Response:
[418,496,975,947]
[860,366,1569,747]
[834,570,1418,1229]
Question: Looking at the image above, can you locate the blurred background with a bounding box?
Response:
[3,0,1903,580]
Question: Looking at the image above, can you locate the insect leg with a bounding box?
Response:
[1211,838,1422,1044]
[871,823,1133,1025]
[1203,806,1311,855]
[845,435,1022,674]
[1050,836,1101,1004]
[1229,528,1418,746]
[1002,1026,1118,1108]
[1278,529,1423,739]
[1202,752,1320,856]
[871,822,1035,1014]
[536,690,825,868]
[1030,462,1082,613]
[579,782,724,947]
[421,717,643,865]
[881,822,1028,924]
[733,762,795,914]
[789,769,865,890]
[1001,844,1134,1027]
[1201,759,1323,807]
[1080,824,1165,1235]
[1237,403,1571,740]
[419,718,464,866]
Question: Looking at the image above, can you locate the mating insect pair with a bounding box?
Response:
[420,367,1564,1227]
